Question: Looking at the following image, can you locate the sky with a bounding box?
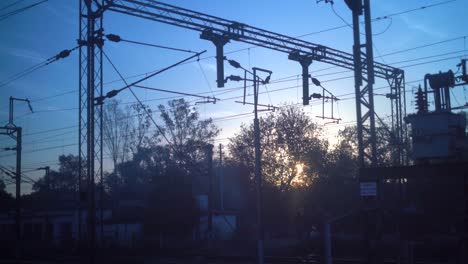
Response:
[0,0,467,194]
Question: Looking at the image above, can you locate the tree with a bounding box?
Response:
[333,124,401,166]
[103,99,131,171]
[105,99,220,197]
[229,105,328,192]
[0,179,13,210]
[155,98,220,173]
[32,154,80,193]
[128,102,153,155]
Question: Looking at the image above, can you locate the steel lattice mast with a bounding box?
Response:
[78,0,104,259]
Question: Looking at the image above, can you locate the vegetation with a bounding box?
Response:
[0,98,395,241]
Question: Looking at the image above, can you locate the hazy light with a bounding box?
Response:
[295,163,304,175]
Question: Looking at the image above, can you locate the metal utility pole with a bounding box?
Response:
[342,1,382,263]
[218,144,224,211]
[346,0,377,167]
[252,67,272,264]
[14,127,22,260]
[224,59,272,264]
[0,96,32,261]
[253,71,264,264]
[205,144,214,238]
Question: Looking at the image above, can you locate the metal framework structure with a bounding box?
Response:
[105,0,405,166]
[78,0,104,255]
[78,0,406,253]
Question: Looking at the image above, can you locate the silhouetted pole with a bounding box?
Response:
[253,68,264,264]
[86,0,96,261]
[323,221,332,264]
[15,127,22,261]
[219,143,224,211]
[6,96,32,262]
[205,144,214,239]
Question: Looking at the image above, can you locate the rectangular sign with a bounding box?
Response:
[360,182,377,197]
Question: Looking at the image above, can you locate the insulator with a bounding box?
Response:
[415,86,427,113]
[311,93,322,99]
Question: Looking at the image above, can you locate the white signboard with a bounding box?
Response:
[360,182,377,197]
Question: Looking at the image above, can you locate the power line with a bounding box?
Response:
[103,50,179,147]
[0,0,25,12]
[197,60,216,98]
[4,49,465,142]
[105,34,198,54]
[0,0,47,21]
[0,143,77,158]
[298,0,456,39]
[0,75,428,145]
[0,45,79,88]
[0,97,395,159]
[12,32,466,112]
[7,46,464,123]
[134,85,217,101]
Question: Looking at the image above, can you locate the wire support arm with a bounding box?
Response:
[96,50,206,103]
[105,0,400,78]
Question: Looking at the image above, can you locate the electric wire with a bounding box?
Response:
[0,0,47,21]
[108,35,198,54]
[103,50,180,147]
[7,44,464,122]
[0,75,425,144]
[133,85,217,100]
[196,60,216,98]
[0,45,79,88]
[297,0,456,39]
[4,43,466,146]
[0,0,25,12]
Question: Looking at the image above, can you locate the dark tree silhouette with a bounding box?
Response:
[229,105,328,192]
[32,154,80,193]
[103,99,131,171]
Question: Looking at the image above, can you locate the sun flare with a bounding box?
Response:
[295,163,304,175]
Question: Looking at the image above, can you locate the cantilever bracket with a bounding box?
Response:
[288,52,313,105]
[200,29,230,88]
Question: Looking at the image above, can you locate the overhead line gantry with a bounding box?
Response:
[79,0,406,261]
[102,0,405,166]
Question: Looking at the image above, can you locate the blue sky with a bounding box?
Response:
[0,0,467,193]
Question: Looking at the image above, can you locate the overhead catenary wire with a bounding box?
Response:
[0,102,397,160]
[196,60,216,98]
[0,0,47,21]
[134,85,218,101]
[7,39,466,118]
[0,0,25,12]
[105,34,198,54]
[0,0,458,97]
[102,51,223,177]
[297,0,456,39]
[102,33,468,88]
[4,42,466,144]
[0,45,79,88]
[103,50,191,147]
[98,49,206,101]
[1,72,402,154]
[0,74,427,145]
